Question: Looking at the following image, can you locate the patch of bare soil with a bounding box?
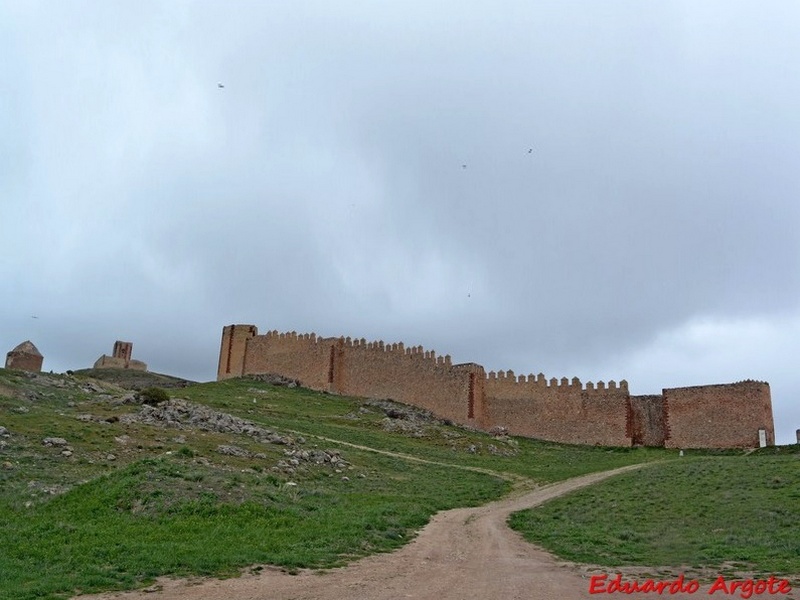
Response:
[74,464,720,600]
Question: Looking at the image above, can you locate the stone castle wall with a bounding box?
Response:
[480,373,631,446]
[628,395,666,447]
[217,324,775,449]
[663,381,774,449]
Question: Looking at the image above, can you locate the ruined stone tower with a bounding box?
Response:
[93,340,147,371]
[5,340,44,372]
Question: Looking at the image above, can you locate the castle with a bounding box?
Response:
[93,341,147,371]
[217,325,775,449]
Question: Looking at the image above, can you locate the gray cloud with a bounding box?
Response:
[2,1,798,443]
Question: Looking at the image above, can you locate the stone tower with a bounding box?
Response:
[93,340,147,371]
[5,340,44,372]
[217,324,258,380]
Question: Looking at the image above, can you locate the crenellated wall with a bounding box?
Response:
[331,337,475,424]
[242,330,329,389]
[216,324,775,449]
[480,371,631,445]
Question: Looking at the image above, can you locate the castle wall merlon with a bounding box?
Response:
[218,325,773,449]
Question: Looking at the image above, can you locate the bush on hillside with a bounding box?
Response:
[137,387,170,406]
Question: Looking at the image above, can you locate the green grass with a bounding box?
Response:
[508,453,800,581]
[178,378,671,482]
[0,453,505,599]
[1,369,795,598]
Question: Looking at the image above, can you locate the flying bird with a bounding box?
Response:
[31,316,38,319]
[527,148,533,153]
[217,83,225,89]
[461,164,467,169]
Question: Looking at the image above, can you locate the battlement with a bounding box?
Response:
[484,370,628,393]
[256,329,454,366]
[217,324,774,449]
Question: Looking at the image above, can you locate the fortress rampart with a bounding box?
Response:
[217,324,775,449]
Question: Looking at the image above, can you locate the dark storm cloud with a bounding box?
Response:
[1,1,798,442]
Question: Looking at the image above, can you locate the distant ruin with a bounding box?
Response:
[218,324,775,449]
[94,340,147,371]
[5,340,44,372]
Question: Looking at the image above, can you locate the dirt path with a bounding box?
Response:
[76,463,712,600]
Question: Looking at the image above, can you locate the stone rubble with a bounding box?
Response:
[42,437,69,447]
[121,398,345,473]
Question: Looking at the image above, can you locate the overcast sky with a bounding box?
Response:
[2,2,798,444]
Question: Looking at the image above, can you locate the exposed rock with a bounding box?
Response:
[120,392,140,404]
[43,437,69,447]
[216,445,251,457]
[381,417,426,437]
[120,399,346,471]
[0,426,9,437]
[245,373,301,387]
[81,382,105,394]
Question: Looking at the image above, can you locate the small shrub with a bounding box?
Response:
[138,387,170,406]
[177,446,195,458]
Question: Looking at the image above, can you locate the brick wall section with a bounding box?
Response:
[332,340,476,425]
[629,395,666,447]
[663,381,774,449]
[6,349,44,373]
[482,373,631,445]
[242,331,330,389]
[235,331,478,425]
[216,325,775,449]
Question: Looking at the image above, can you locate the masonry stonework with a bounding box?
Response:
[94,340,147,371]
[662,381,774,449]
[5,341,44,372]
[217,324,775,449]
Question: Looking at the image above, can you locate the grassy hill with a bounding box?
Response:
[70,368,195,390]
[0,368,796,599]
